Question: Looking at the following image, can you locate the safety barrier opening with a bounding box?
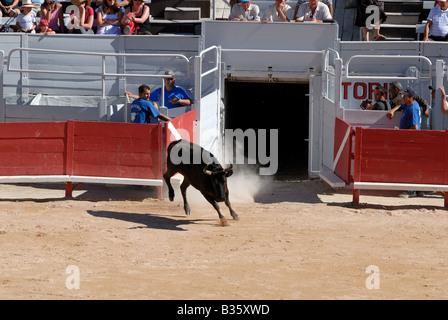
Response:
[224,81,309,180]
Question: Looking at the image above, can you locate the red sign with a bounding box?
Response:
[342,82,389,100]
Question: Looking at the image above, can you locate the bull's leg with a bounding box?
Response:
[163,166,177,201]
[180,179,191,216]
[203,194,225,220]
[225,192,239,220]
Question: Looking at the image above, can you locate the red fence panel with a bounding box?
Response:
[333,117,353,185]
[0,122,67,175]
[164,110,196,147]
[71,121,163,180]
[354,127,447,185]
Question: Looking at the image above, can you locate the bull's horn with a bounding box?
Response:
[203,168,213,175]
[225,164,233,172]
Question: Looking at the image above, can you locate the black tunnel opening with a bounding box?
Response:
[224,81,309,180]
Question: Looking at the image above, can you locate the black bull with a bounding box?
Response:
[163,139,239,221]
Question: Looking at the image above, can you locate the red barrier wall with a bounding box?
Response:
[0,120,164,182]
[333,117,353,185]
[0,122,67,176]
[354,127,448,185]
[70,121,163,180]
[164,110,196,147]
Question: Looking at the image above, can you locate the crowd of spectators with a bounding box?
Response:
[1,0,151,34]
[1,0,336,34]
[229,0,333,23]
[3,0,448,41]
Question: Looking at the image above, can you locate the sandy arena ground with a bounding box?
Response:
[1,172,448,300]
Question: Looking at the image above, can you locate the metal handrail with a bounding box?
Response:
[198,45,219,78]
[6,48,192,98]
[345,55,433,80]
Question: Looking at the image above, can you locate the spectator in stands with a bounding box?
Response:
[295,0,332,23]
[131,85,172,124]
[31,0,44,17]
[40,0,64,33]
[293,0,333,18]
[150,70,193,109]
[262,0,292,22]
[355,0,387,41]
[438,86,448,114]
[121,0,151,35]
[423,0,448,41]
[68,0,95,34]
[37,18,55,33]
[97,0,129,9]
[361,85,391,110]
[15,0,37,33]
[229,0,261,21]
[97,0,122,34]
[0,0,19,18]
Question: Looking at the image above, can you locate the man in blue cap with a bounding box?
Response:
[150,70,193,109]
[399,87,421,130]
[396,88,422,198]
[386,88,422,130]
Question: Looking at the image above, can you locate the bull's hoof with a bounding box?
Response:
[232,215,240,221]
[184,207,190,216]
[219,218,229,227]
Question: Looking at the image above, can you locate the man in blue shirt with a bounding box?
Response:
[398,88,421,198]
[150,70,193,109]
[131,85,172,124]
[399,88,421,130]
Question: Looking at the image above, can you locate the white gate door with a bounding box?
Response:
[193,46,223,160]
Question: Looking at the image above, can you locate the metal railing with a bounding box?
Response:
[345,55,433,81]
[6,48,191,99]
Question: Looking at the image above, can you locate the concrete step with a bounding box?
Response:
[380,23,418,39]
[151,0,210,19]
[384,1,423,12]
[385,12,420,24]
[164,7,201,20]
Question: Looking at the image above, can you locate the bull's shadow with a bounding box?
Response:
[86,210,206,231]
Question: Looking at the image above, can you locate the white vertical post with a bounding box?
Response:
[334,57,343,118]
[0,50,4,122]
[161,78,165,107]
[434,59,445,130]
[98,98,108,121]
[194,55,202,144]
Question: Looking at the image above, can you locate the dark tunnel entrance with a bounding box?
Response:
[224,81,310,180]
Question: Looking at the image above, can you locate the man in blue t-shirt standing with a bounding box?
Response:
[398,88,422,198]
[131,84,172,124]
[150,70,193,109]
[399,88,421,130]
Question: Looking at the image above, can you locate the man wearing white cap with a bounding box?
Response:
[228,0,261,21]
[423,0,448,41]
